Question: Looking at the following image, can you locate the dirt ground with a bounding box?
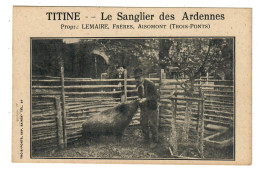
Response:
[33,126,234,160]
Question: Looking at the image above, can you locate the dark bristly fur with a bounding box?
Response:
[82,100,139,140]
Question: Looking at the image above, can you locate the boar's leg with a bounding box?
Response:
[82,130,101,141]
[82,129,90,140]
[114,132,123,142]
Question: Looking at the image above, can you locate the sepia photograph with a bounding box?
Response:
[30,37,235,160]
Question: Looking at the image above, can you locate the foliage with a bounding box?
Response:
[32,39,64,76]
[94,39,160,78]
[165,38,233,79]
[32,38,233,82]
[160,38,234,95]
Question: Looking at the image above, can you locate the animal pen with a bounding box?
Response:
[31,67,234,158]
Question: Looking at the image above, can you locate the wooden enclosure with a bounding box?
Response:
[31,68,234,156]
[159,76,234,157]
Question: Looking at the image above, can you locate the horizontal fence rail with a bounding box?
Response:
[31,71,234,154]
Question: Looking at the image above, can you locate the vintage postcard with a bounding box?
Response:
[12,7,252,164]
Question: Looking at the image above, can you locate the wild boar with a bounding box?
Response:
[82,100,139,140]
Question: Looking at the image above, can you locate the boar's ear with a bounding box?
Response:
[117,103,128,114]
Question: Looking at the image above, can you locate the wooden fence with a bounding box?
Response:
[159,78,234,128]
[159,77,234,157]
[31,68,234,155]
[31,95,64,151]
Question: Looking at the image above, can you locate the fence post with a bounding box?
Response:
[196,89,202,149]
[199,92,205,158]
[206,72,209,85]
[170,91,178,157]
[160,69,165,80]
[122,69,127,102]
[157,69,165,128]
[55,96,64,149]
[196,88,202,132]
[183,99,192,142]
[60,65,67,148]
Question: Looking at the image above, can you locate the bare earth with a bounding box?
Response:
[33,126,233,159]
